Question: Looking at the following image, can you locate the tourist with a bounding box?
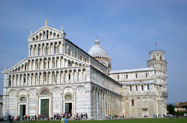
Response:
[64,116,68,123]
[42,114,44,120]
[81,113,83,119]
[61,116,64,123]
[38,115,40,121]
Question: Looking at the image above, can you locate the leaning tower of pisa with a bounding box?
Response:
[147,50,168,116]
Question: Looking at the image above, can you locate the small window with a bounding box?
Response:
[130,86,132,91]
[9,77,11,86]
[142,85,144,91]
[65,94,72,100]
[20,97,26,101]
[79,55,82,60]
[153,55,155,60]
[136,74,138,78]
[54,45,57,54]
[24,77,26,83]
[132,99,134,106]
[146,73,148,78]
[68,48,70,55]
[41,90,49,95]
[118,75,119,80]
[69,74,71,80]
[147,84,149,90]
[69,61,72,66]
[44,75,47,81]
[136,85,138,91]
[126,74,128,79]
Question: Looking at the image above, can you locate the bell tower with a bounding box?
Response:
[147,50,168,116]
[147,50,167,88]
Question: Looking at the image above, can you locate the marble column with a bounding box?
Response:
[49,44,51,55]
[50,72,53,84]
[72,72,74,83]
[61,93,64,113]
[42,59,44,70]
[27,94,30,115]
[26,74,28,86]
[53,43,55,54]
[33,46,35,56]
[51,58,53,69]
[55,57,57,68]
[59,57,61,68]
[16,94,18,116]
[59,71,61,84]
[15,75,17,87]
[46,72,49,85]
[81,71,83,82]
[92,89,95,117]
[57,43,59,53]
[77,72,79,82]
[18,74,21,86]
[38,73,40,85]
[95,90,97,118]
[36,93,39,116]
[42,72,44,85]
[73,91,76,117]
[50,93,53,117]
[40,44,44,56]
[63,59,65,67]
[63,72,65,83]
[47,59,49,69]
[29,74,31,86]
[11,74,13,87]
[30,60,33,70]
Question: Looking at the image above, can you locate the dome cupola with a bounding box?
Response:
[88,38,111,71]
[88,38,109,58]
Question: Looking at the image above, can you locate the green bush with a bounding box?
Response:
[174,111,187,116]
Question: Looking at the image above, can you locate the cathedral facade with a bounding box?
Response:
[3,22,168,120]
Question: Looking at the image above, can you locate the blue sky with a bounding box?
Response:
[0,0,186,103]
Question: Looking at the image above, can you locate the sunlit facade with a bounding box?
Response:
[3,22,168,120]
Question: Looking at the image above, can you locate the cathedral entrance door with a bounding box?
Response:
[65,103,72,113]
[20,105,26,117]
[41,99,49,118]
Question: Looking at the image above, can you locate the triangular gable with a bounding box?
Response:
[28,25,65,42]
[5,57,28,73]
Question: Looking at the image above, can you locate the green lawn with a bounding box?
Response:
[15,118,187,123]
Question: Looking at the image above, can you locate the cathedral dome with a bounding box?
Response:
[88,38,109,58]
[88,38,111,71]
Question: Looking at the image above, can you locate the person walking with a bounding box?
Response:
[64,116,68,123]
[61,116,65,123]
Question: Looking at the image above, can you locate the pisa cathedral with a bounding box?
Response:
[3,21,168,120]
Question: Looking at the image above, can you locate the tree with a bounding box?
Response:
[167,104,174,115]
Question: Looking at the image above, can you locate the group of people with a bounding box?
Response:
[105,114,125,119]
[53,113,72,120]
[74,113,88,120]
[8,114,39,121]
[8,112,89,122]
